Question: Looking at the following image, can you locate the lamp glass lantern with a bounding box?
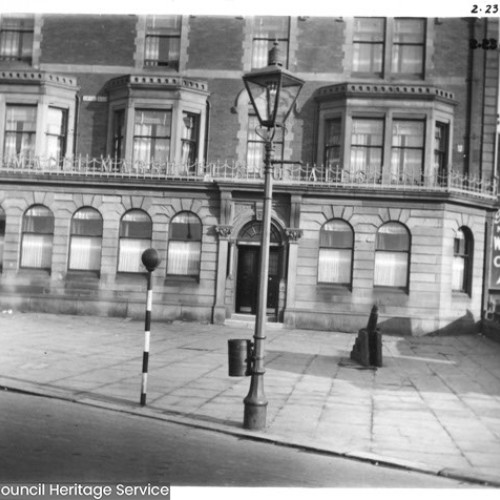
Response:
[242,45,305,130]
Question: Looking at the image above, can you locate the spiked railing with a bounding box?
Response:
[0,155,497,200]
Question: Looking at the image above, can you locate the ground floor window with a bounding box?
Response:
[118,209,152,273]
[69,208,103,272]
[20,205,54,270]
[452,227,473,294]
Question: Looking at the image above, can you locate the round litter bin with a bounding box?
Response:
[228,339,251,377]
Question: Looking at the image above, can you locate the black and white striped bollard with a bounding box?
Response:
[140,248,161,406]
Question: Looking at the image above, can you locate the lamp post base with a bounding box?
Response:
[243,399,268,430]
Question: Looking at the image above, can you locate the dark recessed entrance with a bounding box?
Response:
[235,221,283,320]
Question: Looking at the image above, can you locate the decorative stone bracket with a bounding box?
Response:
[285,228,303,242]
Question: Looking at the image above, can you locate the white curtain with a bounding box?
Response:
[374,252,408,287]
[69,236,101,271]
[318,249,351,284]
[118,238,150,272]
[21,234,52,269]
[167,241,201,275]
[452,256,465,291]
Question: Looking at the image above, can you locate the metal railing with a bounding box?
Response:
[0,155,497,199]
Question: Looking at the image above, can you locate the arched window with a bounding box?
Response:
[167,211,202,277]
[21,205,54,270]
[69,208,103,272]
[118,209,152,273]
[374,222,410,288]
[0,207,5,271]
[452,227,473,293]
[318,219,354,285]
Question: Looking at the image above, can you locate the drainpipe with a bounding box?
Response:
[204,99,211,164]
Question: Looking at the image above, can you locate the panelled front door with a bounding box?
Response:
[236,245,280,319]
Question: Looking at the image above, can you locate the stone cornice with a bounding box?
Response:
[315,82,456,104]
[0,70,78,89]
[105,74,209,95]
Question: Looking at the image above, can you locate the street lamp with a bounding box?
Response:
[241,43,305,430]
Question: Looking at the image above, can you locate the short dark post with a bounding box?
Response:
[140,248,161,406]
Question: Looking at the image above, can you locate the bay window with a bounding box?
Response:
[318,220,354,285]
[3,105,37,161]
[452,227,473,294]
[118,210,152,273]
[133,109,172,164]
[45,107,68,163]
[21,205,54,270]
[69,208,103,272]
[374,222,410,289]
[350,118,384,180]
[434,122,449,185]
[391,120,425,183]
[112,109,125,161]
[167,211,202,277]
[181,112,199,169]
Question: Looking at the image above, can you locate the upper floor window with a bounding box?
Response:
[167,211,202,278]
[21,205,54,270]
[69,208,103,272]
[0,207,5,271]
[452,227,473,294]
[391,120,425,183]
[353,18,384,75]
[133,109,172,164]
[0,15,34,63]
[352,17,426,79]
[252,16,289,69]
[118,209,152,273]
[145,15,181,70]
[318,219,354,285]
[3,104,37,161]
[392,19,426,77]
[45,107,68,163]
[374,222,410,289]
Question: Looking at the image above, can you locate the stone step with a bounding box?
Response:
[225,314,285,330]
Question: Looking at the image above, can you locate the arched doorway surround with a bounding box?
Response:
[235,220,285,321]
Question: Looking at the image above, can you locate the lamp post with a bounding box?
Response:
[140,247,161,406]
[242,43,305,430]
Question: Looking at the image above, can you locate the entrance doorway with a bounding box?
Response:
[234,221,284,321]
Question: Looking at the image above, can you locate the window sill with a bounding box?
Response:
[452,291,471,299]
[374,286,408,295]
[66,270,101,280]
[317,283,352,293]
[165,275,200,285]
[18,268,51,278]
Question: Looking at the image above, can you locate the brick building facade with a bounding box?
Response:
[0,14,498,335]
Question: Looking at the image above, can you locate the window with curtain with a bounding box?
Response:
[112,109,125,161]
[133,109,171,164]
[247,114,283,174]
[252,16,289,69]
[318,219,354,285]
[144,15,181,69]
[350,118,384,178]
[46,107,67,163]
[69,208,103,272]
[434,122,449,185]
[452,227,473,293]
[167,211,202,277]
[3,104,37,160]
[391,120,425,183]
[118,209,152,273]
[0,16,34,62]
[0,208,5,271]
[21,205,54,270]
[324,118,342,181]
[181,112,199,169]
[374,222,410,288]
[353,18,385,75]
[392,19,426,76]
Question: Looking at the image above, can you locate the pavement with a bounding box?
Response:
[0,311,500,487]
